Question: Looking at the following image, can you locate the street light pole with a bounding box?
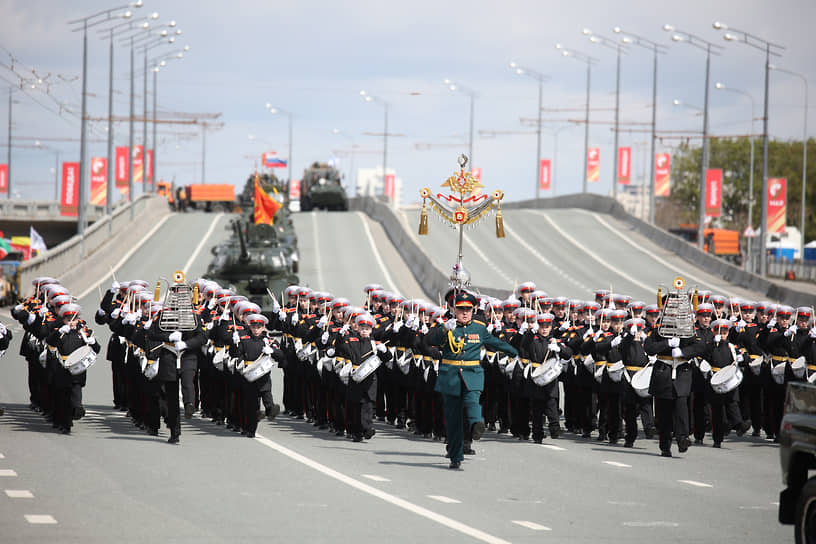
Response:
[359,91,390,199]
[444,79,477,169]
[106,28,114,224]
[6,87,11,200]
[509,62,550,199]
[129,36,135,217]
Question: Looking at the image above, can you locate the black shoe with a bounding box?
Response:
[713,442,722,448]
[246,431,255,438]
[678,437,690,453]
[352,434,363,442]
[433,434,443,441]
[146,427,159,436]
[534,437,543,444]
[766,433,776,441]
[608,437,619,445]
[660,450,672,458]
[167,434,180,444]
[363,429,376,440]
[751,430,761,437]
[318,423,329,430]
[0,406,4,417]
[423,433,432,439]
[497,427,509,434]
[581,432,592,439]
[184,404,194,419]
[736,420,752,437]
[694,438,704,445]
[376,416,386,422]
[624,441,634,448]
[463,447,476,455]
[644,429,656,439]
[487,422,496,431]
[596,434,607,442]
[113,404,120,410]
[550,429,561,439]
[335,430,345,437]
[471,421,485,441]
[61,426,71,435]
[448,461,461,470]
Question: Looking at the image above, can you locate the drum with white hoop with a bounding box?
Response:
[583,354,595,373]
[396,349,413,375]
[791,356,807,379]
[243,354,275,383]
[338,362,352,385]
[697,359,712,378]
[771,361,787,385]
[710,365,743,394]
[593,361,606,384]
[532,358,563,387]
[504,356,520,378]
[606,361,625,383]
[352,354,382,383]
[212,346,228,371]
[143,358,159,380]
[630,365,653,398]
[748,356,762,376]
[63,345,97,375]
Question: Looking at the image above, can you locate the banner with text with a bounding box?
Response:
[60,162,80,217]
[655,153,671,196]
[539,159,551,190]
[146,149,153,184]
[587,148,600,183]
[90,157,107,205]
[385,173,395,198]
[0,163,7,193]
[115,146,129,186]
[617,146,631,185]
[289,179,301,199]
[133,145,144,183]
[767,177,787,234]
[705,168,722,218]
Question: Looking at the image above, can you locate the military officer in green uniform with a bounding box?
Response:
[426,292,518,469]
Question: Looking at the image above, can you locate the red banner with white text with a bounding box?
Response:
[539,159,551,190]
[115,146,129,186]
[90,157,107,205]
[133,145,144,183]
[587,148,600,183]
[655,153,670,197]
[0,164,7,194]
[146,149,153,183]
[60,162,80,217]
[617,146,631,185]
[767,177,787,234]
[705,168,722,218]
[385,174,395,199]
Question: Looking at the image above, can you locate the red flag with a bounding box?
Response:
[60,162,80,217]
[115,146,129,186]
[254,175,281,224]
[705,169,722,218]
[539,159,551,190]
[385,174,395,198]
[587,148,600,183]
[0,163,7,193]
[617,147,631,185]
[655,153,670,197]
[767,178,787,234]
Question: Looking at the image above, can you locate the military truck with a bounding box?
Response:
[300,162,348,212]
[778,381,816,542]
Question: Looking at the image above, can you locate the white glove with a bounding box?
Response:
[321,331,329,344]
[559,320,570,331]
[278,310,287,322]
[207,298,216,310]
[376,342,387,353]
[768,318,777,328]
[317,315,328,328]
[97,309,106,318]
[219,307,230,321]
[110,281,120,293]
[290,312,299,325]
[405,315,415,328]
[122,313,135,325]
[549,341,561,353]
[486,323,494,334]
[737,319,746,329]
[168,331,182,342]
[668,337,680,348]
[494,320,503,332]
[810,327,816,339]
[736,353,744,363]
[340,324,350,335]
[174,341,187,351]
[38,305,47,316]
[14,304,23,312]
[671,347,683,358]
[271,301,281,314]
[630,325,638,336]
[81,330,96,345]
[59,324,71,334]
[112,308,121,319]
[519,321,529,333]
[0,323,6,335]
[411,319,420,331]
[27,313,36,325]
[531,323,539,334]
[134,309,142,320]
[326,348,335,357]
[421,324,429,334]
[583,328,594,340]
[729,315,738,323]
[262,345,274,355]
[610,336,622,348]
[785,325,797,337]
[594,330,604,340]
[714,334,722,343]
[393,320,403,333]
[444,318,457,331]
[145,319,153,329]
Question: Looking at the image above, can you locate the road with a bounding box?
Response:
[0,209,789,543]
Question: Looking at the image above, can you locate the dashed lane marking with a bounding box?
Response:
[25,515,57,524]
[678,479,713,488]
[253,433,511,544]
[0,469,18,477]
[504,222,589,291]
[512,520,551,531]
[362,474,390,482]
[5,490,34,498]
[623,521,679,528]
[358,212,400,293]
[540,444,566,451]
[603,461,632,468]
[182,212,225,275]
[427,495,462,504]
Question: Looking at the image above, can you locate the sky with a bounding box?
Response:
[1,0,814,205]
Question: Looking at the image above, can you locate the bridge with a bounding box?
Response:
[0,196,806,543]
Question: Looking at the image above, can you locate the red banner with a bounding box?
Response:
[539,159,551,190]
[133,145,144,183]
[705,168,722,218]
[0,163,7,194]
[146,149,153,183]
[655,153,671,197]
[60,162,80,217]
[385,173,395,198]
[587,148,600,183]
[767,177,787,234]
[90,157,107,205]
[289,179,301,199]
[115,146,129,186]
[617,146,631,185]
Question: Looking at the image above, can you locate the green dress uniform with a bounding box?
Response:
[425,293,517,467]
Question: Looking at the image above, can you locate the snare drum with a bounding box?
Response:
[212,346,228,371]
[532,358,563,386]
[791,356,807,379]
[710,365,743,394]
[352,354,382,383]
[62,345,97,375]
[747,355,762,376]
[243,355,275,382]
[144,359,159,380]
[771,361,787,385]
[630,365,653,398]
[606,361,625,383]
[338,362,352,385]
[697,359,712,378]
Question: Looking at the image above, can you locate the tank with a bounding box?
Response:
[300,162,348,211]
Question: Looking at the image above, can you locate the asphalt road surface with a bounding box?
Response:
[0,209,789,543]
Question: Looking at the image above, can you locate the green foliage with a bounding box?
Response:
[668,138,816,240]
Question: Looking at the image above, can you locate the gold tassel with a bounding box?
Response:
[154,281,162,303]
[192,284,200,306]
[495,207,505,238]
[418,200,429,235]
[692,289,699,313]
[657,288,663,310]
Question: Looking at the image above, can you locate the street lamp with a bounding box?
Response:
[509,61,550,199]
[264,104,294,184]
[583,28,627,200]
[713,21,785,276]
[68,0,144,237]
[663,24,723,252]
[556,44,597,193]
[332,128,357,194]
[770,65,808,257]
[359,90,389,199]
[443,79,477,169]
[714,82,757,270]
[613,27,667,225]
[151,47,187,193]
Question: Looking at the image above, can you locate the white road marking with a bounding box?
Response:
[0,452,4,458]
[182,213,225,275]
[504,222,589,291]
[0,469,18,477]
[76,214,173,300]
[311,212,325,289]
[362,474,390,482]
[512,520,551,531]
[428,495,462,504]
[25,515,57,524]
[253,433,510,544]
[678,479,713,488]
[540,444,566,451]
[623,521,679,528]
[529,209,652,292]
[603,461,632,468]
[609,501,645,506]
[5,489,34,498]
[358,212,400,293]
[739,505,772,510]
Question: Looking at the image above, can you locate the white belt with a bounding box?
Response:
[657,357,690,379]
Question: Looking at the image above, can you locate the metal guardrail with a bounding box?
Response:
[769,259,816,282]
[0,200,109,222]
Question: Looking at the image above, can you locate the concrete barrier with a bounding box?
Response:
[18,194,170,296]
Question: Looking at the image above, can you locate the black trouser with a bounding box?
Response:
[241,380,260,435]
[600,392,621,440]
[690,391,709,441]
[623,396,655,443]
[510,396,530,438]
[655,396,689,452]
[348,398,374,437]
[55,386,73,430]
[180,368,197,408]
[574,385,595,434]
[563,379,577,430]
[739,380,763,433]
[27,359,40,407]
[768,382,786,437]
[530,396,560,440]
[112,357,127,408]
[710,390,744,444]
[162,379,180,436]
